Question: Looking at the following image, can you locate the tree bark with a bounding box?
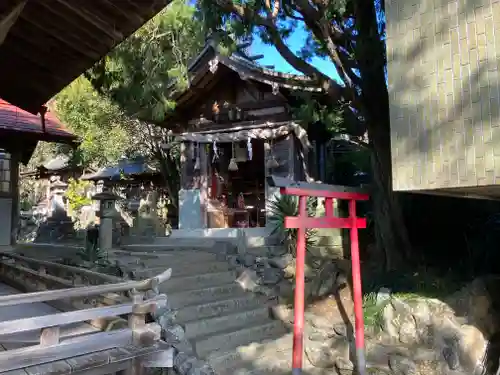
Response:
[355,0,413,270]
[368,117,412,270]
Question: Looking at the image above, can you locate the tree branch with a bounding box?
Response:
[264,0,280,18]
[293,0,357,102]
[215,0,343,98]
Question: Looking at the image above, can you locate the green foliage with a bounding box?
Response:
[362,292,385,329]
[268,195,317,256]
[78,242,107,264]
[82,1,204,208]
[53,77,132,168]
[86,0,205,123]
[292,96,345,133]
[65,178,92,212]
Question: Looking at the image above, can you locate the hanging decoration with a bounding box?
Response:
[212,141,219,163]
[247,137,253,161]
[194,142,201,170]
[266,139,279,169]
[189,142,195,160]
[228,142,239,171]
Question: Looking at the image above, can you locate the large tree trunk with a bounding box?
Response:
[368,117,412,270]
[355,0,412,270]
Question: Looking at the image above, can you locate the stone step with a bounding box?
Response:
[168,283,246,308]
[112,249,217,260]
[176,295,265,324]
[207,333,293,375]
[109,251,218,266]
[130,260,230,279]
[245,245,286,257]
[194,320,288,359]
[184,307,271,340]
[161,271,236,292]
[122,243,218,252]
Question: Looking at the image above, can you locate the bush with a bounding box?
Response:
[66,178,92,212]
[268,194,318,256]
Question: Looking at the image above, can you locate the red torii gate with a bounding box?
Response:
[268,176,369,375]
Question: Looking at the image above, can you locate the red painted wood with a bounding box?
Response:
[280,186,369,200]
[292,195,307,371]
[282,184,369,375]
[284,216,367,229]
[349,199,365,352]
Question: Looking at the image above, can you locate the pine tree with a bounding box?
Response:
[195,0,411,269]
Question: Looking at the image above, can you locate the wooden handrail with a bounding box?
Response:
[0,252,122,283]
[0,268,172,307]
[0,294,167,338]
[0,251,172,374]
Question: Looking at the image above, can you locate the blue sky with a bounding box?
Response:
[251,26,342,83]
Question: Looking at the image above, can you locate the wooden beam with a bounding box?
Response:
[100,0,144,25]
[267,175,369,197]
[0,0,26,46]
[0,296,166,337]
[0,329,132,372]
[1,36,74,86]
[17,4,104,60]
[49,0,124,41]
[0,264,171,307]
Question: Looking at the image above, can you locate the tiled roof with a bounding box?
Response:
[0,99,77,142]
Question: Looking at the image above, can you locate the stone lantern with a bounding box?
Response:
[92,191,120,251]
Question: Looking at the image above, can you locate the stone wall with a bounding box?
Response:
[386,0,500,191]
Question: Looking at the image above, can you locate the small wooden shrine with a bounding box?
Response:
[0,99,78,246]
[163,37,324,233]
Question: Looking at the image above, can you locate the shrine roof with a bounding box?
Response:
[0,99,77,144]
[0,0,171,114]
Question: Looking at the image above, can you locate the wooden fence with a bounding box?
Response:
[0,252,173,375]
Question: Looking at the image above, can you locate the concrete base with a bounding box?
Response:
[165,227,277,247]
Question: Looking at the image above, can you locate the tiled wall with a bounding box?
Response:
[386,0,500,190]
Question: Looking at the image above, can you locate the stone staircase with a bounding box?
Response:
[105,244,319,375]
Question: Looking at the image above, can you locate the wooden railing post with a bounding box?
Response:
[129,290,146,337]
[40,326,60,346]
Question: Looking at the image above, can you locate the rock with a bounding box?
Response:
[262,267,283,285]
[457,324,488,374]
[157,310,177,328]
[305,336,350,369]
[268,254,293,269]
[215,252,227,262]
[366,366,392,375]
[309,262,343,298]
[267,245,287,257]
[445,276,500,337]
[398,315,418,344]
[187,364,216,375]
[163,324,185,344]
[174,352,191,370]
[376,287,391,305]
[333,323,349,337]
[382,301,400,341]
[389,354,417,375]
[236,269,260,292]
[227,255,240,268]
[442,345,460,370]
[176,356,199,375]
[283,259,316,279]
[307,312,333,331]
[335,357,354,375]
[255,285,276,297]
[175,339,195,356]
[276,280,294,299]
[239,253,257,267]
